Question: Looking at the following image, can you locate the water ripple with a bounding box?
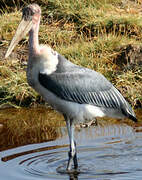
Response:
[1,125,142,179]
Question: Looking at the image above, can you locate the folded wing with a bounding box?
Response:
[39,69,127,109]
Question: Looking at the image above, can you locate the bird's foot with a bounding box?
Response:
[76,119,98,128]
[67,151,78,171]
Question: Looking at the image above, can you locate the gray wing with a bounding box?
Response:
[38,68,128,109]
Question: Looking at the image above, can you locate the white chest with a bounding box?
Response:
[26,46,58,88]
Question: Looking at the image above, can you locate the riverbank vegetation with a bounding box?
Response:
[0,0,142,108]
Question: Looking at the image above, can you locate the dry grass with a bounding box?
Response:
[0,0,142,108]
[0,59,39,107]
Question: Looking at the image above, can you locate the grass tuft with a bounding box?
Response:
[0,0,142,108]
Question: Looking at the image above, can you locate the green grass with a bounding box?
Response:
[0,59,39,107]
[0,0,142,108]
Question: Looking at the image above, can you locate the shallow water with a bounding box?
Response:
[0,108,142,180]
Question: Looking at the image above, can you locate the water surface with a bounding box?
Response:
[0,108,142,180]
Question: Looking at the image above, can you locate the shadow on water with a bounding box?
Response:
[0,107,142,179]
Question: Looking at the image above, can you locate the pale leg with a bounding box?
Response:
[64,115,78,170]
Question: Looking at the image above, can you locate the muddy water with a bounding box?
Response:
[0,108,142,180]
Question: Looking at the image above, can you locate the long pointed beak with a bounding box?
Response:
[5,18,33,58]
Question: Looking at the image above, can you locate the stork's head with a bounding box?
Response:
[5,4,41,58]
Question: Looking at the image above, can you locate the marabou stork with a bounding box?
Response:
[5,4,137,171]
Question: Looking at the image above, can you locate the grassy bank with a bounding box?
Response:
[0,0,142,108]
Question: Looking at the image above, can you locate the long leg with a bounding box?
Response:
[64,115,78,170]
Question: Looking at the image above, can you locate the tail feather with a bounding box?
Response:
[121,104,137,122]
[112,87,137,122]
[128,114,137,122]
[126,104,137,122]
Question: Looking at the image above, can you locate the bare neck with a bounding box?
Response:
[29,18,40,56]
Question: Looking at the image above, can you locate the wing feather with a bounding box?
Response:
[38,70,124,109]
